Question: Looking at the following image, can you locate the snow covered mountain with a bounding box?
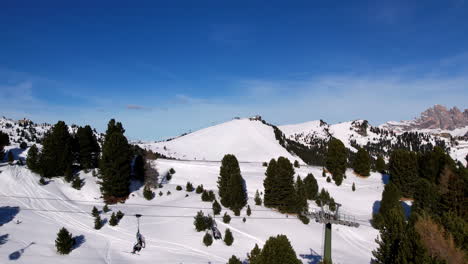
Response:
[0,117,51,145]
[381,105,468,137]
[139,118,303,163]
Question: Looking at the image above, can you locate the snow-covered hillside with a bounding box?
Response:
[280,119,467,165]
[139,118,303,163]
[0,159,383,263]
[0,117,51,145]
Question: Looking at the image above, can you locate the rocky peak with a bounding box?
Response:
[415,105,468,130]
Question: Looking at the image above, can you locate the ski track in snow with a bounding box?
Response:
[0,159,383,263]
[0,166,228,263]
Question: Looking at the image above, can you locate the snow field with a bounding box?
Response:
[0,159,383,263]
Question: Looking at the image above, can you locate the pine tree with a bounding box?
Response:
[40,121,73,178]
[252,235,302,264]
[303,173,318,200]
[352,182,356,192]
[326,176,331,182]
[55,227,74,255]
[218,154,247,211]
[373,182,403,229]
[201,190,211,201]
[0,131,9,159]
[71,177,83,190]
[213,200,221,215]
[248,244,261,263]
[242,217,246,223]
[263,157,297,213]
[176,185,182,191]
[196,184,204,194]
[133,155,145,182]
[20,142,27,149]
[194,211,208,232]
[227,168,247,212]
[223,212,231,223]
[94,215,103,229]
[376,155,386,173]
[295,176,307,214]
[224,228,234,246]
[26,144,41,173]
[263,159,278,207]
[116,210,124,220]
[91,206,99,217]
[353,148,371,176]
[227,255,242,264]
[186,182,194,192]
[143,186,155,200]
[326,138,347,186]
[246,205,251,216]
[293,160,300,168]
[76,125,100,170]
[159,191,163,196]
[372,208,407,264]
[109,212,118,226]
[99,119,131,200]
[389,149,419,197]
[322,168,326,177]
[254,189,262,205]
[203,232,213,246]
[169,168,175,174]
[103,204,110,213]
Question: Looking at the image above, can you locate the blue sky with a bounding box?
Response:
[1,0,468,140]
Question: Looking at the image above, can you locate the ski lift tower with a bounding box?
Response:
[310,203,360,263]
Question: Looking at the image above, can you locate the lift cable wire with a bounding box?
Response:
[0,194,274,211]
[9,206,305,220]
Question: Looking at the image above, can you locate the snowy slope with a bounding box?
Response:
[0,160,382,264]
[280,120,396,151]
[139,118,302,163]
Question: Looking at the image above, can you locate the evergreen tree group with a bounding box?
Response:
[248,235,301,264]
[99,119,132,200]
[325,138,347,185]
[389,149,419,197]
[217,154,247,212]
[353,147,371,176]
[372,146,468,263]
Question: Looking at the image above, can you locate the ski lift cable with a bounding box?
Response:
[0,194,273,211]
[9,206,304,220]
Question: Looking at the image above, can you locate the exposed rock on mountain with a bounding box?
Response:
[382,105,468,135]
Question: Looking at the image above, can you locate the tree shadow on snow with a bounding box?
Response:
[299,248,322,264]
[381,174,390,184]
[73,235,86,250]
[0,206,20,226]
[372,201,381,215]
[129,180,144,193]
[0,234,9,245]
[9,242,35,260]
[4,148,26,162]
[400,201,412,219]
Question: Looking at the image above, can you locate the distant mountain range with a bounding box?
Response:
[2,105,468,166]
[381,105,468,137]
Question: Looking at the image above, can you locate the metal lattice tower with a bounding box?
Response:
[306,203,360,263]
